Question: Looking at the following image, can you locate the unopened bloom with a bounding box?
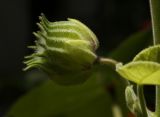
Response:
[125,85,141,115]
[24,13,99,85]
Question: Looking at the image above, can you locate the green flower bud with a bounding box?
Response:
[24,13,99,85]
[125,85,141,115]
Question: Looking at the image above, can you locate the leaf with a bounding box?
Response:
[133,45,160,62]
[116,61,160,85]
[6,75,113,117]
[116,45,160,85]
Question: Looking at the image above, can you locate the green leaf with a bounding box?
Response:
[6,75,113,117]
[116,61,160,85]
[116,45,160,85]
[133,45,160,62]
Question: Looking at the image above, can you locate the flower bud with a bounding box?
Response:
[125,85,141,115]
[24,13,99,85]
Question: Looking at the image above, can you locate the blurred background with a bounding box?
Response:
[0,0,151,116]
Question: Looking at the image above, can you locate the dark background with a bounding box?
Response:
[0,0,150,116]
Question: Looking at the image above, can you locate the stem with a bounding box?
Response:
[149,0,160,116]
[149,0,160,44]
[98,57,118,67]
[137,85,148,117]
[156,87,160,116]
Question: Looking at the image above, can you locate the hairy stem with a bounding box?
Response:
[149,0,160,116]
[137,85,148,117]
[98,57,118,67]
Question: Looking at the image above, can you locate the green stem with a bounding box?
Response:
[149,0,160,116]
[137,85,148,117]
[98,57,118,67]
[149,0,160,44]
[156,87,160,116]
